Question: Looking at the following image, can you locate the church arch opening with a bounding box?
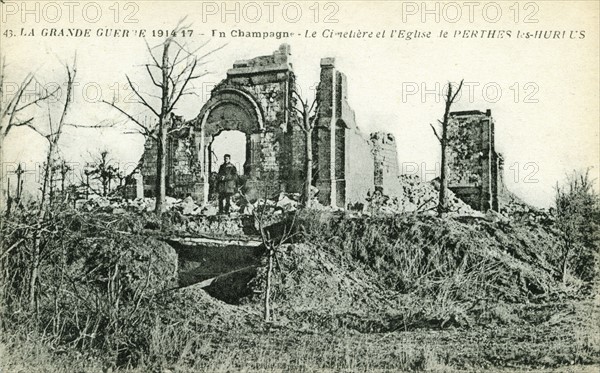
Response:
[208,130,248,199]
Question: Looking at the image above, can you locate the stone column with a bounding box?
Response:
[315,57,337,206]
[134,170,144,199]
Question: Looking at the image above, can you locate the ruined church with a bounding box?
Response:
[136,44,504,212]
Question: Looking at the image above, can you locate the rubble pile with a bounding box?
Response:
[77,176,483,218]
[365,175,481,216]
[80,195,214,216]
[240,192,301,216]
[78,195,181,213]
[176,215,247,237]
[499,191,555,225]
[76,175,509,219]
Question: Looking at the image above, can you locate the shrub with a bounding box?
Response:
[555,168,600,283]
[1,206,178,367]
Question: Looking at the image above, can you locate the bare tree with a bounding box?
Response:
[104,20,223,215]
[58,160,72,194]
[239,183,298,323]
[257,211,297,323]
[28,58,77,310]
[430,80,463,217]
[87,150,119,197]
[290,84,319,207]
[0,56,59,208]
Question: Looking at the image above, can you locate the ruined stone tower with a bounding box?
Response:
[371,132,402,195]
[447,109,502,211]
[313,57,375,207]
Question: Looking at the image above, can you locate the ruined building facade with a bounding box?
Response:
[447,110,504,211]
[138,44,399,208]
[136,45,503,211]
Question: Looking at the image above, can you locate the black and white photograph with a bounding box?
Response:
[0,1,598,372]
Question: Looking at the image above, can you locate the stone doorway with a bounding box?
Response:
[209,130,248,176]
[208,130,248,198]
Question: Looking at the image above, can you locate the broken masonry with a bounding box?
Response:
[131,44,504,212]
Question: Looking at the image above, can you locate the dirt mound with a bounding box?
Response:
[242,213,575,331]
[241,243,405,331]
[159,285,261,330]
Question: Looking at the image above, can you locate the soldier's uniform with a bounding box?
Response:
[217,161,238,214]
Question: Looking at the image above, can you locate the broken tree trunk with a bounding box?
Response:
[438,98,451,216]
[432,80,463,217]
[304,105,313,208]
[154,40,171,215]
[264,244,274,322]
[29,61,76,311]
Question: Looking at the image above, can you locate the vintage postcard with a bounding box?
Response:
[0,1,598,372]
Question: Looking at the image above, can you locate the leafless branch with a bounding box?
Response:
[64,120,116,129]
[450,79,464,104]
[49,61,76,146]
[292,106,304,115]
[430,123,441,143]
[126,75,160,117]
[101,100,156,139]
[309,110,319,128]
[144,39,161,68]
[0,238,24,261]
[168,58,198,112]
[308,97,318,114]
[145,65,162,88]
[3,74,33,118]
[291,89,305,107]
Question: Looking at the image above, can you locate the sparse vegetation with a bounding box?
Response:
[1,193,599,371]
[555,168,600,284]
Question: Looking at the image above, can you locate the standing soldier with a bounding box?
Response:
[217,154,238,214]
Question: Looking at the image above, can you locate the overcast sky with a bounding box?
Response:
[3,1,598,207]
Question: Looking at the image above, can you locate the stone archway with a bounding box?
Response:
[196,88,266,203]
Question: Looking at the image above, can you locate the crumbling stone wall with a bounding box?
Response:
[137,44,404,209]
[169,128,201,199]
[196,45,299,202]
[343,124,376,206]
[138,44,302,203]
[140,141,157,197]
[140,122,202,200]
[314,58,376,207]
[134,45,511,215]
[447,110,501,211]
[371,132,402,196]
